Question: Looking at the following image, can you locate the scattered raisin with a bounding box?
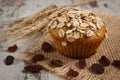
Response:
[78,59,86,69]
[89,0,98,7]
[41,42,53,52]
[51,60,63,67]
[112,60,120,69]
[89,64,104,74]
[8,44,18,52]
[4,55,15,65]
[24,65,44,73]
[99,56,110,67]
[67,69,79,77]
[32,54,45,62]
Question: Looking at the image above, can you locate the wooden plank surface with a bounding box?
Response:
[0,0,120,80]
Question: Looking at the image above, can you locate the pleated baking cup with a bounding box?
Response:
[48,27,106,58]
[52,36,104,58]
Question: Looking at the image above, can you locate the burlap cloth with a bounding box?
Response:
[20,11,120,80]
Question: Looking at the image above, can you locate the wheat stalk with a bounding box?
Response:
[2,0,95,42]
[8,5,58,33]
[2,5,59,41]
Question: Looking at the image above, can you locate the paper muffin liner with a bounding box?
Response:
[52,36,104,58]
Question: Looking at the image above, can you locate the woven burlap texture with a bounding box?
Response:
[20,11,120,80]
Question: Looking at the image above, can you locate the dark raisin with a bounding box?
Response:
[42,42,53,52]
[32,54,45,62]
[67,69,79,77]
[89,0,98,7]
[8,44,18,52]
[112,60,120,69]
[24,65,44,73]
[89,64,104,74]
[51,60,63,67]
[99,56,110,67]
[4,55,15,65]
[78,59,86,69]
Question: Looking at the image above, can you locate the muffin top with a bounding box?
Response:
[48,7,107,46]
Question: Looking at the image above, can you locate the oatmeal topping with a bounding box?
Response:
[57,22,65,28]
[50,21,57,29]
[87,30,94,37]
[48,7,106,45]
[58,29,65,38]
[61,41,67,46]
[73,31,80,39]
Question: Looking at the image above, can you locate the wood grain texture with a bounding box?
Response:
[0,0,120,80]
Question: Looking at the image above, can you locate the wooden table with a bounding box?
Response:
[0,0,120,80]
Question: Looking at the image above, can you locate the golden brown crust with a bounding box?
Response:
[48,7,107,58]
[48,7,106,44]
[49,26,106,42]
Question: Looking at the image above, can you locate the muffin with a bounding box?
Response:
[48,7,107,58]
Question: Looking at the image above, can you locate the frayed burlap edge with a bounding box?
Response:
[20,11,120,80]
